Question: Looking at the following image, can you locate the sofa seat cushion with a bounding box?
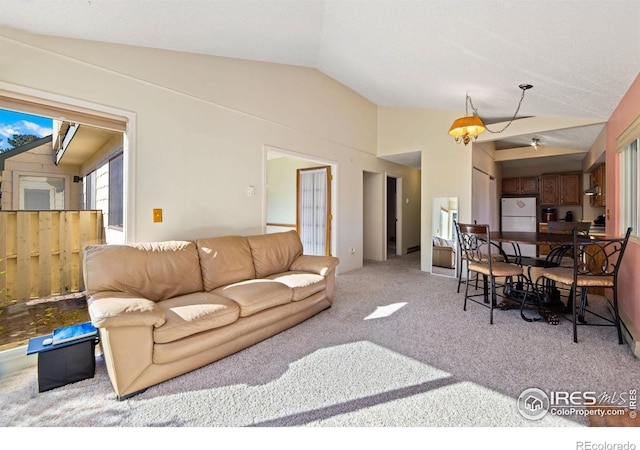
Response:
[214,279,292,317]
[154,292,241,344]
[265,271,326,301]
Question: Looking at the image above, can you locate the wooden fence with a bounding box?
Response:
[0,210,105,303]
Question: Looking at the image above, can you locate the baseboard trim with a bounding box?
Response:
[618,308,640,358]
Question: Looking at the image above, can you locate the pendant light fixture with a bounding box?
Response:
[448,84,533,145]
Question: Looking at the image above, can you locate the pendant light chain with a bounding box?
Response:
[467,84,531,134]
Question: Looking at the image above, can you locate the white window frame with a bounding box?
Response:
[616,114,640,241]
[12,171,70,210]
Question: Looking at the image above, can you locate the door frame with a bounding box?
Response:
[263,145,337,256]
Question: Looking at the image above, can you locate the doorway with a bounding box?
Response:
[265,146,336,256]
[386,175,402,258]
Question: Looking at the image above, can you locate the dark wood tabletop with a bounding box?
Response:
[489,231,591,246]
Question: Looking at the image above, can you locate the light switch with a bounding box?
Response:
[153,208,163,223]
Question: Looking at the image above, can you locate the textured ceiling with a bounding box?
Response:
[1,0,639,168]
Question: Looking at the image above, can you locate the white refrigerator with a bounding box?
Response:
[501,197,537,257]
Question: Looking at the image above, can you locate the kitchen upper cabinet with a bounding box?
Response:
[540,172,582,206]
[590,164,606,207]
[540,175,560,205]
[520,176,540,195]
[560,173,582,205]
[502,178,520,195]
[502,176,539,196]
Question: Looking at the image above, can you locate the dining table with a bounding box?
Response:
[488,230,594,323]
[489,230,593,249]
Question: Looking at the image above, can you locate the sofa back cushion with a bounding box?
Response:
[84,241,203,301]
[246,230,303,278]
[196,236,256,291]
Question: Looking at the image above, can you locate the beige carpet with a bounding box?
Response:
[1,252,638,445]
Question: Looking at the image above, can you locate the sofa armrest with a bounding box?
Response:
[290,255,340,276]
[88,291,166,329]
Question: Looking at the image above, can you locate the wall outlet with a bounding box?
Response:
[247,185,255,197]
[153,208,163,223]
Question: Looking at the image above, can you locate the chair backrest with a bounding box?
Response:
[548,221,591,235]
[572,227,632,278]
[455,222,493,266]
[544,221,592,266]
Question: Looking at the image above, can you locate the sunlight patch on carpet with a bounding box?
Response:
[364,302,408,320]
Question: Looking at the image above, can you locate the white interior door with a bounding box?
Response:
[297,166,331,256]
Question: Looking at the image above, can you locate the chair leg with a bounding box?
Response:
[572,288,581,343]
[482,274,489,304]
[463,268,470,312]
[613,288,624,345]
[457,260,474,294]
[489,276,496,324]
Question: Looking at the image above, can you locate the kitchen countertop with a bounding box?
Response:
[539,221,606,237]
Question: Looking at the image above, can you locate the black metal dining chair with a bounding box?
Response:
[546,221,592,266]
[539,227,632,343]
[456,222,534,324]
[535,221,592,306]
[454,220,507,294]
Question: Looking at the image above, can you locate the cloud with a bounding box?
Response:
[0,125,20,139]
[0,120,52,139]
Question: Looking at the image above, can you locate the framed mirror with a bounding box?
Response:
[431,197,458,277]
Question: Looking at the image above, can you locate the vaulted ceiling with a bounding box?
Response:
[1,0,639,168]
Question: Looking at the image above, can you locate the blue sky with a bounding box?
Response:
[0,109,53,147]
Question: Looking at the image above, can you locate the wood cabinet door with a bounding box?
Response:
[502,178,520,195]
[520,176,539,195]
[540,175,559,205]
[560,173,582,205]
[538,222,550,255]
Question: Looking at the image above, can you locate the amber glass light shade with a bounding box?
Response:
[448,115,486,145]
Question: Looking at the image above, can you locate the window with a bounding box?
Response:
[108,153,123,229]
[620,137,638,237]
[617,114,640,239]
[84,170,96,210]
[17,174,66,210]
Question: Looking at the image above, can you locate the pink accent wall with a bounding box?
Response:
[606,73,640,332]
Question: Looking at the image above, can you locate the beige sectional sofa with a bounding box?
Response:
[83,230,339,399]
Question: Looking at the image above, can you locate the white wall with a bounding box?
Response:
[377,106,473,272]
[363,171,384,260]
[0,27,421,273]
